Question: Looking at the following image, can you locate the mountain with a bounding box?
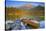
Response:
[17,4,35,10]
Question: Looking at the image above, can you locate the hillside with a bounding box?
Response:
[6,5,44,20]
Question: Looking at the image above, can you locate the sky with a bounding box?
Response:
[6,0,44,7]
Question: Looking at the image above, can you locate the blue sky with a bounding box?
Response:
[6,0,44,7]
